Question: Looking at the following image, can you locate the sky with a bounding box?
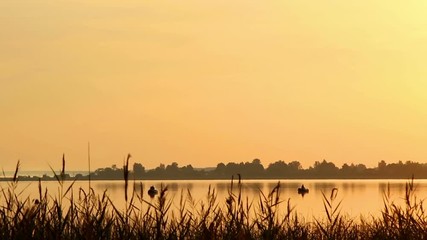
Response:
[1,0,427,171]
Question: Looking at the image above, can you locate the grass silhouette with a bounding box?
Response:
[1,157,426,239]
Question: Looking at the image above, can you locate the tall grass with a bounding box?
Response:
[1,158,427,239]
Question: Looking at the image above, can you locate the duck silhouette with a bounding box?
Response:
[148,186,158,198]
[298,184,309,196]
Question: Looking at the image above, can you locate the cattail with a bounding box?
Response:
[61,153,65,181]
[124,153,131,203]
[12,160,20,183]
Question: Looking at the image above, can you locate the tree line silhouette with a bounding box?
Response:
[86,159,427,180]
[6,159,427,181]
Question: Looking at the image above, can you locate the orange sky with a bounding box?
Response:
[1,0,427,171]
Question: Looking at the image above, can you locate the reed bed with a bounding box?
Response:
[1,159,427,240]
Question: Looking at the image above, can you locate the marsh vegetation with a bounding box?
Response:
[1,158,427,239]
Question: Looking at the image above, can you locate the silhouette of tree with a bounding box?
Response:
[378,160,387,170]
[214,163,227,178]
[266,160,287,177]
[133,162,145,178]
[311,160,339,178]
[93,165,122,179]
[166,162,179,173]
[245,159,264,178]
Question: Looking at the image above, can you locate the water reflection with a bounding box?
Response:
[213,182,230,192]
[341,181,366,194]
[7,179,427,219]
[378,182,407,194]
[312,182,337,191]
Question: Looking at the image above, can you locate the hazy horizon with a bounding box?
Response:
[2,1,427,171]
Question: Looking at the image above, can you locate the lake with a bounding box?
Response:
[2,179,426,220]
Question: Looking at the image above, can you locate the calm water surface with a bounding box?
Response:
[3,179,427,220]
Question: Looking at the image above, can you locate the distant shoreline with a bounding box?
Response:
[3,159,426,181]
[0,175,423,182]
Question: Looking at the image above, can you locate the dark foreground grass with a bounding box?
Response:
[1,159,427,240]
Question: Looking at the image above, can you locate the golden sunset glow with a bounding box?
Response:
[1,0,427,170]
